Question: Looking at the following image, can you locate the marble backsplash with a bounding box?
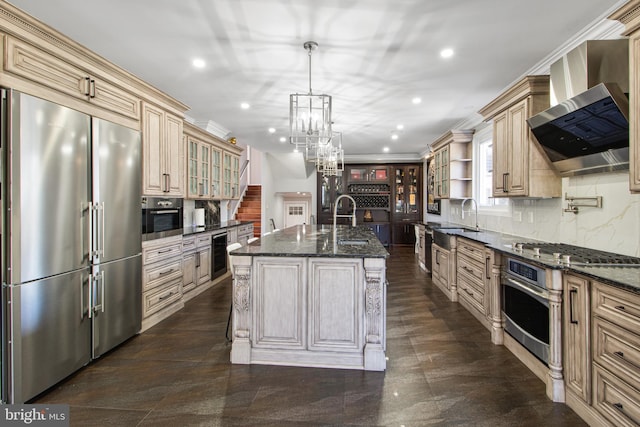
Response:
[429,172,640,257]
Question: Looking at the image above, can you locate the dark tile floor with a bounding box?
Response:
[33,246,586,426]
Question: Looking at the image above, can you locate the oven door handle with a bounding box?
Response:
[504,276,549,301]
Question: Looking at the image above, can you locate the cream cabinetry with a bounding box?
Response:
[456,238,491,327]
[142,103,184,197]
[479,76,560,198]
[564,274,592,405]
[563,273,640,427]
[592,282,640,426]
[182,232,212,300]
[184,122,242,200]
[223,151,240,199]
[2,35,140,123]
[236,223,254,246]
[417,224,426,270]
[431,243,452,300]
[141,236,184,331]
[430,130,474,200]
[610,2,640,193]
[186,135,212,199]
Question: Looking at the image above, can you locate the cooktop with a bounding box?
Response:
[515,242,640,266]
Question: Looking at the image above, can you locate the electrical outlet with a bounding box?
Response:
[514,211,522,222]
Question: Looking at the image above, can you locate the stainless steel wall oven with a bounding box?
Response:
[142,197,183,240]
[501,257,550,365]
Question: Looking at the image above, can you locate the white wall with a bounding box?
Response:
[261,152,317,233]
[429,172,640,257]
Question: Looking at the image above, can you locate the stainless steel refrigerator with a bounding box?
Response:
[1,89,142,403]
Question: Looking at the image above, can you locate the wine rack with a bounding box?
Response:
[348,183,391,209]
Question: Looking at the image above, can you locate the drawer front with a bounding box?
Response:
[593,364,640,427]
[457,238,485,263]
[457,254,484,284]
[593,281,640,332]
[196,233,212,248]
[142,241,183,265]
[182,236,197,252]
[458,277,485,314]
[238,224,253,234]
[143,279,183,318]
[593,317,640,389]
[143,258,183,291]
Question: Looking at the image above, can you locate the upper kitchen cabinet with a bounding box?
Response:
[611,1,640,193]
[479,76,561,198]
[142,103,184,197]
[346,165,389,182]
[222,150,241,199]
[185,122,212,199]
[430,129,474,199]
[3,35,141,123]
[184,121,242,200]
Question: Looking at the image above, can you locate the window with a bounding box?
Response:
[474,126,509,211]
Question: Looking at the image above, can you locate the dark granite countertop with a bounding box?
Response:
[230,224,389,258]
[183,220,254,237]
[429,224,640,294]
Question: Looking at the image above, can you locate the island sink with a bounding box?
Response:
[338,239,369,245]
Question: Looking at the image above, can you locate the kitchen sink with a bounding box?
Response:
[338,239,369,246]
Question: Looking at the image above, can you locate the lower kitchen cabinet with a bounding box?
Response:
[456,238,491,328]
[392,222,418,246]
[363,223,390,246]
[141,235,184,331]
[563,273,640,427]
[236,223,254,246]
[431,243,452,301]
[182,232,212,301]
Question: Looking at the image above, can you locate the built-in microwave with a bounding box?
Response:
[141,197,183,240]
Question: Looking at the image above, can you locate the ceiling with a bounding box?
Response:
[7,0,626,161]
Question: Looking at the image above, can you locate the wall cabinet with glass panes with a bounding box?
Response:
[184,122,242,200]
[392,164,421,245]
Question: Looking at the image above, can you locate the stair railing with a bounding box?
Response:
[230,159,251,219]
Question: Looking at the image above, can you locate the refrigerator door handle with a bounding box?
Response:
[96,270,105,314]
[88,272,95,319]
[99,202,106,257]
[87,201,94,261]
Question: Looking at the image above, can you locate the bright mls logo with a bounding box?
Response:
[0,405,69,426]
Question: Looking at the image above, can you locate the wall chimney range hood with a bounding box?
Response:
[527,40,630,176]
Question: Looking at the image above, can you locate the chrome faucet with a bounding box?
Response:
[334,194,357,228]
[461,198,479,231]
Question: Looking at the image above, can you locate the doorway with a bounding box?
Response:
[284,200,309,228]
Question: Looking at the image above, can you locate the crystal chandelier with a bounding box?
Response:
[289,41,343,176]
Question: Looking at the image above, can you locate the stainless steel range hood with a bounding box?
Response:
[527,39,629,176]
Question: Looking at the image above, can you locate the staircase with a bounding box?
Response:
[236,185,262,236]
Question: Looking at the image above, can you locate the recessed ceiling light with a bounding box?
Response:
[412,97,422,105]
[279,137,286,143]
[440,48,454,58]
[268,128,276,133]
[383,147,390,152]
[240,102,250,109]
[391,134,399,140]
[192,58,206,69]
[396,124,404,130]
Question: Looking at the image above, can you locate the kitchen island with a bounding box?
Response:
[228,225,389,371]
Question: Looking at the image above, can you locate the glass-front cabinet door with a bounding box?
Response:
[223,152,232,198]
[406,165,419,214]
[394,168,406,214]
[232,155,240,199]
[187,137,199,198]
[211,147,221,198]
[199,144,210,197]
